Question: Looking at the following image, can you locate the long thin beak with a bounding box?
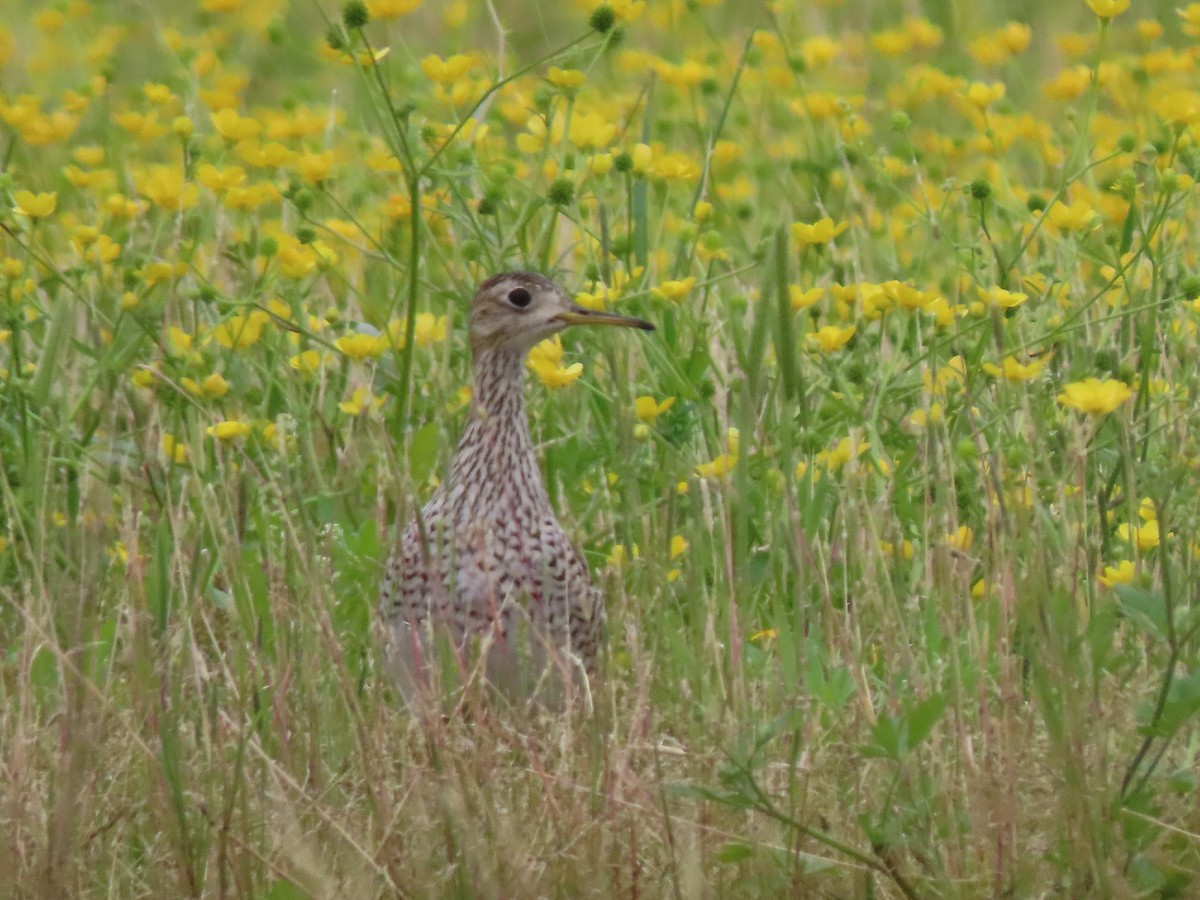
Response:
[560,306,655,331]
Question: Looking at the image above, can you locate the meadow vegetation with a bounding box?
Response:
[4,0,1200,895]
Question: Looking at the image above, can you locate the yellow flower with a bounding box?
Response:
[1098,560,1135,588]
[881,539,915,560]
[977,286,1028,310]
[696,453,736,479]
[1085,0,1130,18]
[527,336,583,388]
[1046,199,1098,233]
[607,543,639,568]
[669,535,688,559]
[981,355,1046,381]
[295,150,335,184]
[420,54,472,84]
[212,311,269,350]
[1117,520,1160,551]
[161,433,189,464]
[166,326,193,356]
[806,324,856,352]
[200,372,230,397]
[1057,378,1132,416]
[289,350,325,374]
[547,67,586,89]
[1151,90,1200,128]
[634,395,675,422]
[946,525,974,552]
[367,0,421,17]
[196,164,246,192]
[183,373,230,397]
[207,420,251,441]
[339,386,387,416]
[1180,3,1200,37]
[335,331,390,360]
[138,165,199,211]
[210,108,261,141]
[568,110,617,150]
[413,313,448,347]
[12,189,57,217]
[749,628,777,643]
[650,277,696,303]
[817,436,869,470]
[1139,498,1156,522]
[965,81,1006,109]
[791,217,847,245]
[607,0,645,21]
[790,286,824,311]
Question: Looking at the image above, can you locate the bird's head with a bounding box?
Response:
[468,271,654,356]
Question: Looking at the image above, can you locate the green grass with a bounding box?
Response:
[3,0,1200,895]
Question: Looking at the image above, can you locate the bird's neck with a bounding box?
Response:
[468,345,527,424]
[449,346,550,510]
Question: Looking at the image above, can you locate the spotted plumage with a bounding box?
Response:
[379,272,654,705]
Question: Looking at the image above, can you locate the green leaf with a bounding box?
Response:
[1142,670,1200,738]
[1115,585,1167,639]
[864,713,904,761]
[407,421,439,487]
[262,878,312,900]
[904,693,947,750]
[863,695,945,761]
[716,842,755,863]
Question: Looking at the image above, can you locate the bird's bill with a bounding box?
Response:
[559,307,655,331]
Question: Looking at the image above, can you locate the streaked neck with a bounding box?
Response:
[448,346,550,511]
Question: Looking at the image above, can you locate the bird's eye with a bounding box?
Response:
[508,287,532,308]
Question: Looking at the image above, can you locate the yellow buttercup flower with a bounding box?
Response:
[1180,3,1200,36]
[547,67,586,89]
[13,190,57,217]
[420,54,472,84]
[1117,520,1160,551]
[1099,560,1135,588]
[634,395,675,422]
[1046,199,1098,233]
[790,286,824,311]
[977,286,1028,310]
[695,453,736,479]
[339,386,388,416]
[161,433,189,464]
[367,0,421,18]
[981,355,1046,381]
[210,108,261,141]
[413,313,448,347]
[791,217,847,246]
[965,81,1006,109]
[527,336,583,388]
[817,436,869,471]
[568,111,617,150]
[212,311,269,350]
[289,350,324,374]
[650,277,696,303]
[335,332,390,360]
[806,324,856,352]
[207,420,251,441]
[1057,378,1132,416]
[1085,0,1130,19]
[946,525,974,552]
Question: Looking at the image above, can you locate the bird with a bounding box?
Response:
[379,271,654,708]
